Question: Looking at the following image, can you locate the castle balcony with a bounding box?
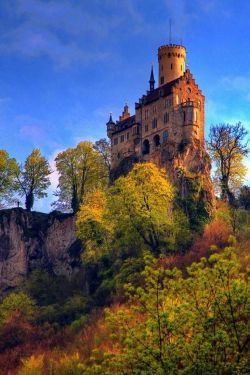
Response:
[180,100,201,109]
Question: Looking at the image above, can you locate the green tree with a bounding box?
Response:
[207,123,249,204]
[93,138,111,175]
[0,149,18,205]
[109,163,181,254]
[238,185,250,210]
[0,292,36,326]
[15,149,51,211]
[95,239,249,375]
[77,163,189,257]
[54,141,108,213]
[76,190,113,261]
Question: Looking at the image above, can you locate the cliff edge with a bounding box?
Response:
[0,208,82,295]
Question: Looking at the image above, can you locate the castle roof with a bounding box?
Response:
[135,76,180,109]
[112,114,136,135]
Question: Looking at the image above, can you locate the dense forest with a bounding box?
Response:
[0,123,249,374]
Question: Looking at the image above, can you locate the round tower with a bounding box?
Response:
[158,44,186,86]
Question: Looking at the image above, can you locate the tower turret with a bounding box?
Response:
[106,113,115,138]
[158,44,186,86]
[149,65,155,91]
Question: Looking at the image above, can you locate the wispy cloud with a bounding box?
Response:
[0,0,143,68]
[221,75,250,92]
[18,119,60,150]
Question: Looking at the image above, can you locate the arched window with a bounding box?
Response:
[142,139,150,155]
[163,131,168,142]
[153,134,160,147]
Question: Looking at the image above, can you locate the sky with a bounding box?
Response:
[0,0,249,212]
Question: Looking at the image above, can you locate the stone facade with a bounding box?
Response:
[106,44,205,172]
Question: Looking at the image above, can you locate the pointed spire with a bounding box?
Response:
[149,65,155,91]
[106,112,115,138]
[107,112,115,125]
[108,113,113,123]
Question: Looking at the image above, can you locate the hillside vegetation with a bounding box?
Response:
[0,123,249,374]
[0,162,249,374]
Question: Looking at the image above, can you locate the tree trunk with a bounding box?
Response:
[25,192,34,212]
[71,185,79,213]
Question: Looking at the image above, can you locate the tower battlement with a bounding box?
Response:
[158,44,186,86]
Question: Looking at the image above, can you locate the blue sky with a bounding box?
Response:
[0,0,249,211]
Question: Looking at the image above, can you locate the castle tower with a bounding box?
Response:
[158,44,186,86]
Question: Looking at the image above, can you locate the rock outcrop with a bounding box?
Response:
[0,208,82,295]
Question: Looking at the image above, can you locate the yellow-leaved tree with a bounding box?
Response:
[54,141,108,213]
[77,163,189,258]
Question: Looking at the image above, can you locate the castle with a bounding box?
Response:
[106,43,213,211]
[107,43,205,169]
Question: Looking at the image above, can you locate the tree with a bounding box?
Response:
[0,150,18,205]
[93,138,111,175]
[15,149,51,211]
[54,141,108,213]
[0,292,36,326]
[207,123,249,204]
[109,163,183,254]
[95,239,250,374]
[238,185,250,210]
[77,163,189,257]
[76,190,113,261]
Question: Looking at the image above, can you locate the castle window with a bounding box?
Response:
[176,94,179,105]
[145,109,149,120]
[153,134,160,147]
[160,76,164,85]
[165,97,172,108]
[163,131,168,142]
[132,125,139,135]
[142,139,150,155]
[171,63,173,70]
[194,111,198,122]
[120,135,124,143]
[168,52,171,58]
[145,124,148,132]
[164,112,169,123]
[183,111,186,123]
[153,105,157,114]
[114,137,118,145]
[127,132,130,140]
[187,110,192,123]
[152,118,157,129]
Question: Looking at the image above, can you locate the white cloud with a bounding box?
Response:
[48,149,62,191]
[0,0,143,68]
[221,75,250,92]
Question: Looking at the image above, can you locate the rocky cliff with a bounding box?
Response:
[0,208,82,295]
[111,141,215,216]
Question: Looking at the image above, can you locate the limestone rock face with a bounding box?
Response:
[0,208,82,294]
